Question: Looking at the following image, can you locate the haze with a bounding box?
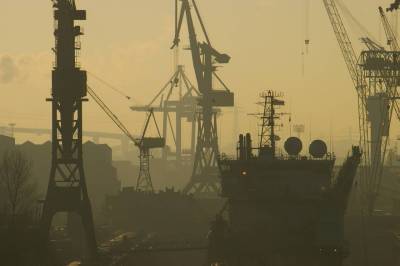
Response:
[0,0,398,158]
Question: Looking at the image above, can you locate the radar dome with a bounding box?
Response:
[284,137,302,156]
[309,140,328,158]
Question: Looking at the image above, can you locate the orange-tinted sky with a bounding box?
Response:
[0,0,399,157]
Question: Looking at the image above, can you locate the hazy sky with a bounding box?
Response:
[0,0,398,156]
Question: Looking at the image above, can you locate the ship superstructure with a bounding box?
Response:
[209,91,361,266]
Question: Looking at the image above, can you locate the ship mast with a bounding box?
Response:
[257,91,285,158]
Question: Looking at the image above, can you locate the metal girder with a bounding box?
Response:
[40,0,97,262]
[174,0,234,196]
[323,0,399,214]
[130,66,199,164]
[359,50,400,211]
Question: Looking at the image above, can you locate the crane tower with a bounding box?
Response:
[40,0,97,260]
[323,0,400,213]
[173,0,234,196]
[130,65,199,166]
[87,86,165,193]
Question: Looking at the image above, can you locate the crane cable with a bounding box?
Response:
[87,85,139,145]
[87,71,135,102]
[305,0,310,54]
[335,0,381,46]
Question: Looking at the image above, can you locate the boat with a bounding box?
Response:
[208,91,361,266]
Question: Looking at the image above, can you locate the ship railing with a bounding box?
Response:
[218,152,335,161]
[277,152,336,161]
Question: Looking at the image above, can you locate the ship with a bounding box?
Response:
[207,91,362,266]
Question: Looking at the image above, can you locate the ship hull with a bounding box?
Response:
[207,148,361,266]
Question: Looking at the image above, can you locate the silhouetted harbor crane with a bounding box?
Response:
[39,0,98,263]
[323,0,400,214]
[130,65,199,166]
[88,86,164,193]
[172,0,234,196]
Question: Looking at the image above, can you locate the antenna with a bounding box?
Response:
[329,117,333,153]
[288,98,292,137]
[304,0,310,54]
[309,115,312,146]
[248,90,288,158]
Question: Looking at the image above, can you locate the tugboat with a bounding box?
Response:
[208,91,361,266]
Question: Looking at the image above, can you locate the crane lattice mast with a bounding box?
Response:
[40,0,97,262]
[130,65,199,165]
[87,87,164,192]
[380,7,400,51]
[323,0,370,208]
[173,0,234,196]
[323,0,400,213]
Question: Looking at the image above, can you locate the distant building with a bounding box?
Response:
[112,160,138,188]
[0,135,15,156]
[83,141,121,218]
[18,141,51,197]
[0,135,121,224]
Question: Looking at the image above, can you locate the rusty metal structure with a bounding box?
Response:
[39,0,97,261]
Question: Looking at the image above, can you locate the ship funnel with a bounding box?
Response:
[245,133,252,160]
[237,133,253,160]
[309,140,327,158]
[284,137,302,156]
[238,134,245,160]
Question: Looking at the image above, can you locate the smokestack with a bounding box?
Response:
[238,134,244,160]
[246,133,252,160]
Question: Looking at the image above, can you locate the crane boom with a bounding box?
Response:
[322,0,361,90]
[87,86,138,145]
[323,0,379,213]
[173,0,204,92]
[379,6,400,51]
[360,37,384,51]
[172,0,233,195]
[325,0,400,214]
[322,0,368,167]
[87,85,164,192]
[378,7,400,122]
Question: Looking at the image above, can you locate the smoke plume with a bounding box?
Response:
[0,55,19,84]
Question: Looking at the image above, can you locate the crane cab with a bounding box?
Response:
[140,137,166,149]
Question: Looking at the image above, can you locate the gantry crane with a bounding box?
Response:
[130,65,199,166]
[87,86,165,193]
[172,0,234,196]
[323,0,400,214]
[135,110,165,192]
